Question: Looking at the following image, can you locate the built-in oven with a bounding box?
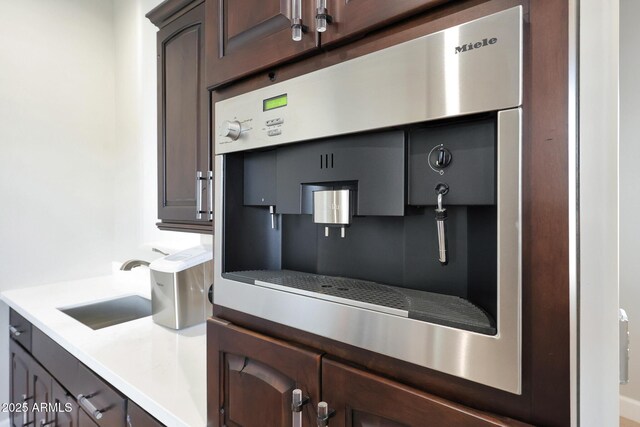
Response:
[213,6,523,394]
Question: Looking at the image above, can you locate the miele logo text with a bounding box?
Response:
[455,37,498,54]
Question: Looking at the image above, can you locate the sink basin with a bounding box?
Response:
[59,295,152,330]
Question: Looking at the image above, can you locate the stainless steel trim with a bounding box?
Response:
[620,308,630,384]
[254,279,408,317]
[77,394,103,420]
[196,171,203,220]
[213,108,522,393]
[215,6,523,154]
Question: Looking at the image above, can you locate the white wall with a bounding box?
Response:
[111,0,200,260]
[0,0,117,420]
[0,0,202,422]
[620,0,640,421]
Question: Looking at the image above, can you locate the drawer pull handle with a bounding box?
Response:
[9,325,22,337]
[22,394,33,425]
[77,394,104,420]
[291,0,307,41]
[317,402,335,427]
[315,0,332,32]
[291,389,310,427]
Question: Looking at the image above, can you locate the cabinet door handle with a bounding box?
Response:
[620,308,630,384]
[315,0,332,32]
[9,325,21,337]
[291,0,307,41]
[77,394,103,420]
[22,394,33,426]
[291,389,310,427]
[316,402,335,427]
[207,170,214,221]
[196,171,204,220]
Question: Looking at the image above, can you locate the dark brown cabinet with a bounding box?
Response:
[52,381,79,427]
[207,319,523,427]
[10,340,32,427]
[205,0,318,88]
[147,0,212,234]
[9,311,164,427]
[204,0,452,88]
[207,319,321,427]
[321,358,526,427]
[321,0,449,46]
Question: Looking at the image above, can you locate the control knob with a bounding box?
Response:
[219,120,242,140]
[429,146,452,169]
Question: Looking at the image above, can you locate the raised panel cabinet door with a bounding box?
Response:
[157,3,210,222]
[10,340,32,427]
[207,318,322,427]
[321,0,450,46]
[31,358,54,427]
[205,0,318,88]
[52,381,79,427]
[321,358,530,427]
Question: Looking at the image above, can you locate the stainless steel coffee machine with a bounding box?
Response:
[213,7,522,393]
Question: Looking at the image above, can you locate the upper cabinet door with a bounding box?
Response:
[157,3,210,223]
[206,0,318,88]
[321,0,449,46]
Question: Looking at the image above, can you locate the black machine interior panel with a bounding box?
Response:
[223,115,499,334]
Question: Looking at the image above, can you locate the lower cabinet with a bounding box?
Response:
[208,319,321,427]
[8,310,163,427]
[207,319,528,427]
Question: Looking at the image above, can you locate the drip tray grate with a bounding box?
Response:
[223,270,496,335]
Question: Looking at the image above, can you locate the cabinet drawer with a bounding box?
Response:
[9,309,32,351]
[76,363,126,427]
[31,327,79,395]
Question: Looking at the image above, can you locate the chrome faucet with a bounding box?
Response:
[119,260,150,271]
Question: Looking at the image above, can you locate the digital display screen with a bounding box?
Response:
[263,94,288,111]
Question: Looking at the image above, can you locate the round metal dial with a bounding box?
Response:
[219,120,242,140]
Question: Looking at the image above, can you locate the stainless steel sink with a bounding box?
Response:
[59,295,152,330]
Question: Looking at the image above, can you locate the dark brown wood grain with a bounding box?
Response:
[155,3,212,230]
[207,318,322,427]
[323,358,530,427]
[146,0,203,28]
[211,0,571,425]
[322,0,450,47]
[526,0,570,425]
[205,0,319,89]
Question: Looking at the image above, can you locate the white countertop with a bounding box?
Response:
[1,270,206,427]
